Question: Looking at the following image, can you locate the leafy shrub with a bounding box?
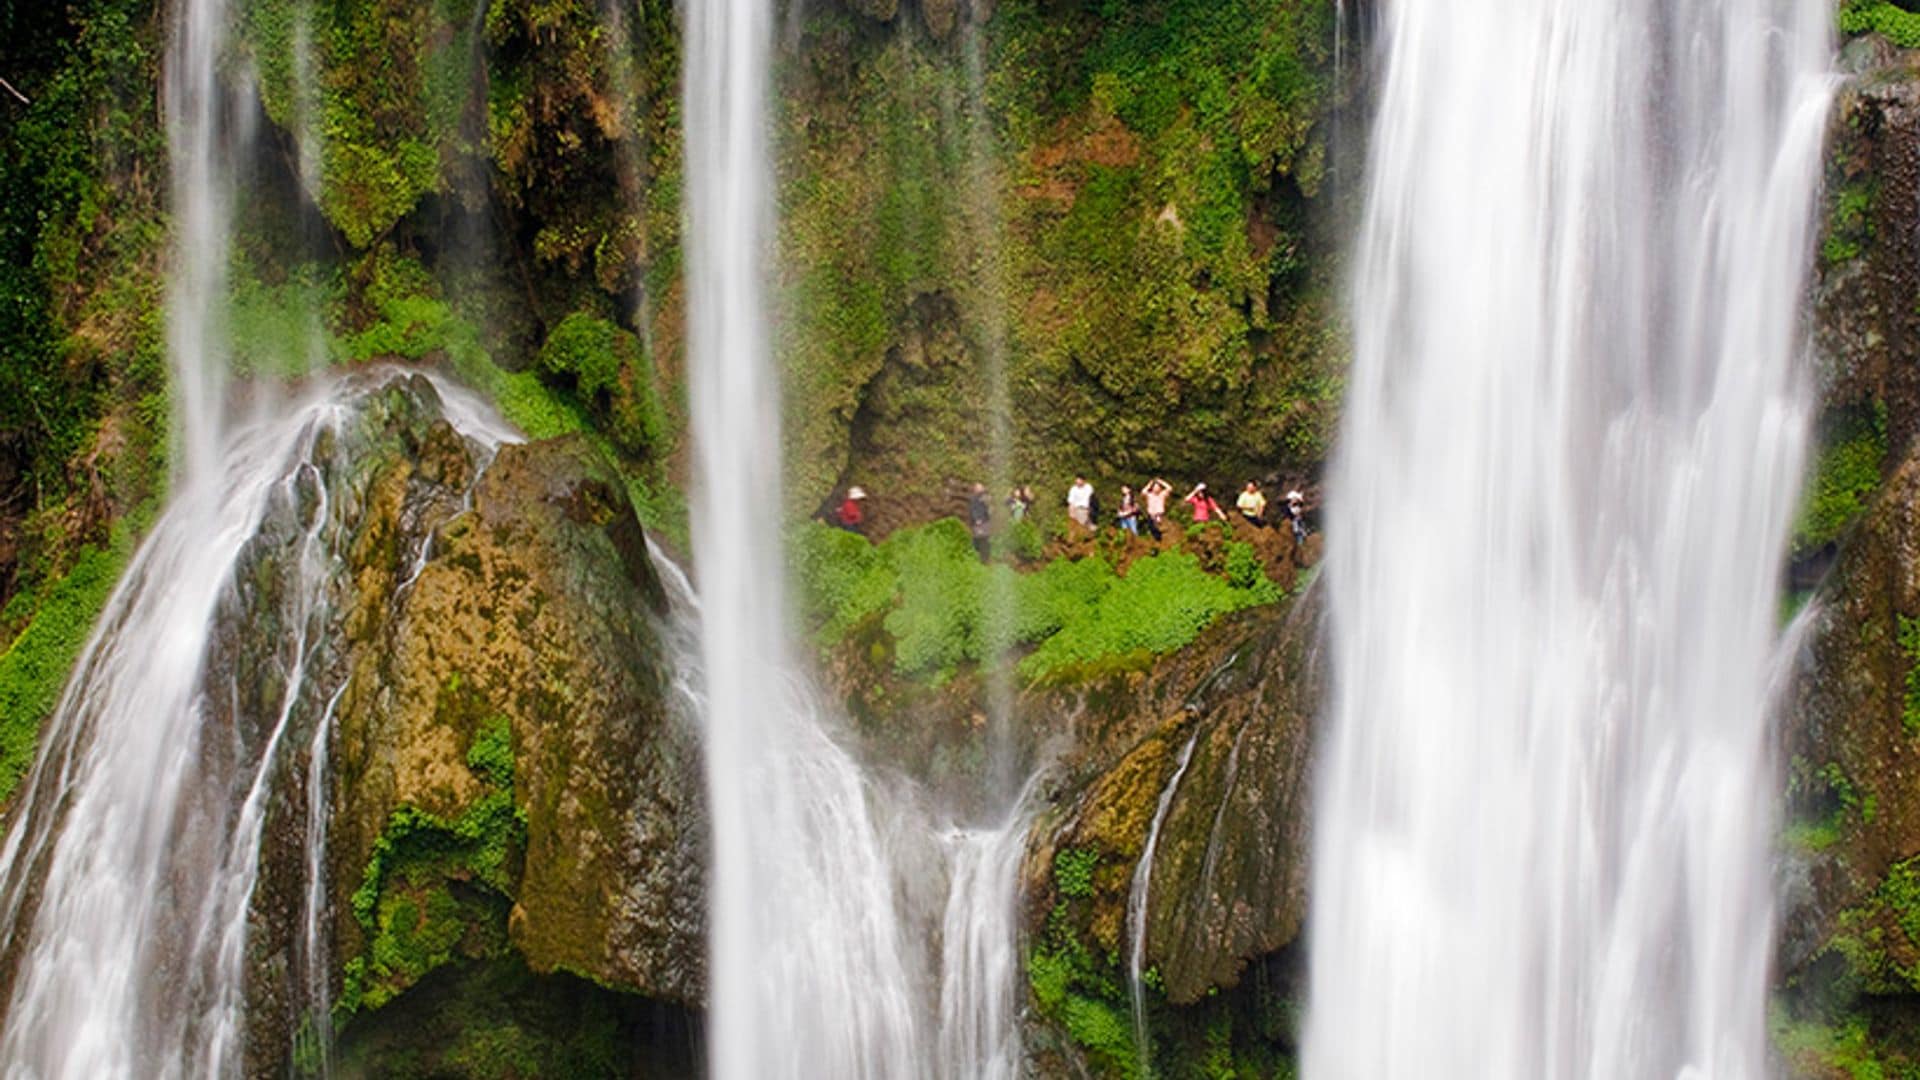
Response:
[1841,0,1920,48]
[790,519,1284,682]
[883,520,989,677]
[537,313,665,457]
[1054,847,1100,899]
[790,523,898,644]
[1018,550,1277,680]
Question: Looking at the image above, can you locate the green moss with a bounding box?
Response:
[342,699,527,1017]
[1828,856,1920,995]
[1796,405,1889,554]
[1841,0,1920,48]
[1825,182,1875,266]
[537,313,666,458]
[0,538,132,803]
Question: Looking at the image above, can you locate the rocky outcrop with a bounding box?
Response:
[1010,588,1323,1077]
[327,403,704,1007]
[1781,451,1920,983]
[222,372,701,1073]
[1026,590,1322,1000]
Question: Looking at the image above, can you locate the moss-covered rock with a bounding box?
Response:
[189,372,699,1073]
[330,428,701,1012]
[1015,588,1323,1076]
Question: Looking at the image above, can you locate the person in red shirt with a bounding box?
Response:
[837,486,868,534]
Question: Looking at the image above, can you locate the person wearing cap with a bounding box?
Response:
[1237,481,1268,527]
[1066,476,1095,529]
[838,486,868,534]
[1184,482,1222,523]
[1285,489,1306,544]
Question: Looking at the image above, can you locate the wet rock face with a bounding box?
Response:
[215,374,702,1071]
[1778,36,1920,1004]
[1817,36,1920,457]
[1781,451,1920,988]
[1025,589,1325,1004]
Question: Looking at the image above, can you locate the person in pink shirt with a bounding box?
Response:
[1183,482,1222,523]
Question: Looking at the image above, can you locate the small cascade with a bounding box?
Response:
[1128,729,1201,1074]
[294,684,347,1079]
[936,797,1039,1080]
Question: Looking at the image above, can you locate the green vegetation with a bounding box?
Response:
[340,705,527,1017]
[1055,847,1101,899]
[1029,849,1142,1079]
[323,957,655,1080]
[1826,856,1920,996]
[537,312,668,459]
[0,538,132,803]
[790,518,1283,683]
[1825,182,1875,267]
[1901,614,1920,737]
[1841,0,1920,48]
[1772,1009,1917,1080]
[776,0,1345,510]
[1795,405,1888,555]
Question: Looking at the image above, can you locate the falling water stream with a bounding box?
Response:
[686,1,1030,1077]
[1127,729,1200,1073]
[1307,2,1834,1077]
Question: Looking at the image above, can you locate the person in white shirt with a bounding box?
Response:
[1066,476,1094,528]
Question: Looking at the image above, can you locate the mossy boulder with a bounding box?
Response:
[197,372,700,1073]
[330,425,702,1013]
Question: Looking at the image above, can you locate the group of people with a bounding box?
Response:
[1064,476,1308,545]
[828,474,1311,562]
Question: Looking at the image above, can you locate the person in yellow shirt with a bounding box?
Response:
[1236,481,1268,527]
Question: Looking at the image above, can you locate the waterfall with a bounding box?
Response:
[685,2,1032,1074]
[1306,2,1834,1077]
[685,1,923,1074]
[936,820,1030,1080]
[0,373,514,1078]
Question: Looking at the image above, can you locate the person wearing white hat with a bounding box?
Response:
[837,486,868,534]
